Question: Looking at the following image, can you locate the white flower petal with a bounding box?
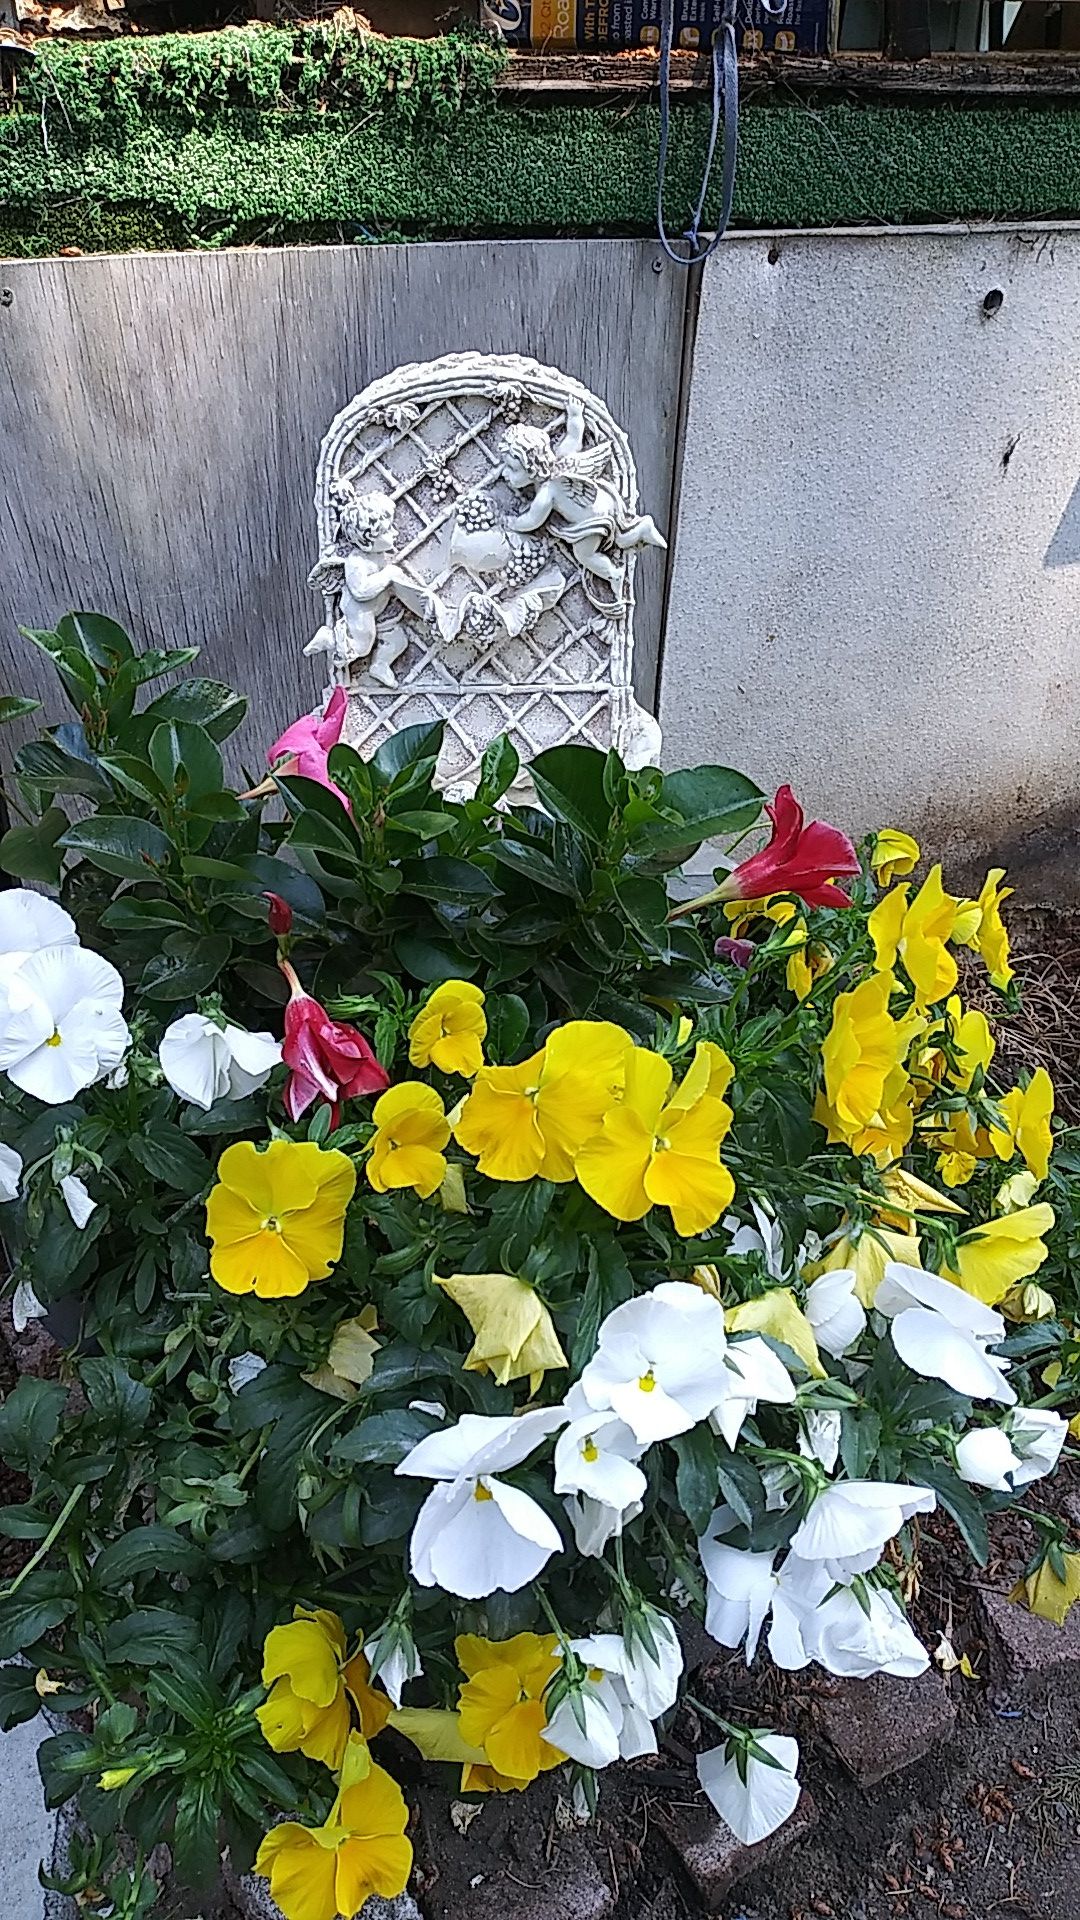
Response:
[799,1409,842,1474]
[12,1278,46,1333]
[789,1481,935,1565]
[805,1269,866,1359]
[564,1492,641,1558]
[397,1407,564,1483]
[59,1174,96,1230]
[159,1013,230,1110]
[223,1023,282,1097]
[890,1308,1016,1406]
[955,1427,1021,1491]
[700,1532,778,1663]
[546,1686,623,1769]
[414,1476,560,1598]
[0,891,76,964]
[228,1352,267,1394]
[580,1282,730,1442]
[697,1733,801,1845]
[552,1412,646,1506]
[1008,1407,1067,1487]
[876,1262,1004,1342]
[0,1142,23,1202]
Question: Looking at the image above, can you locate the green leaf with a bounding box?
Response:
[149,722,224,803]
[478,733,520,803]
[491,837,580,900]
[485,992,530,1064]
[104,1608,201,1666]
[82,1357,153,1433]
[173,1777,222,1890]
[370,721,443,788]
[399,856,501,905]
[0,807,68,884]
[92,1525,205,1589]
[529,745,613,841]
[333,1406,442,1468]
[636,767,764,853]
[0,1662,41,1730]
[17,739,111,800]
[325,743,375,815]
[99,896,194,934]
[839,1407,882,1481]
[359,1473,423,1546]
[570,1238,633,1376]
[137,679,247,743]
[672,1426,721,1536]
[393,932,478,984]
[37,1729,96,1808]
[59,815,173,881]
[0,695,40,724]
[229,1364,326,1434]
[0,1572,76,1659]
[912,1455,989,1566]
[0,1378,68,1473]
[716,1451,767,1534]
[56,611,134,667]
[139,935,232,1002]
[129,1125,209,1194]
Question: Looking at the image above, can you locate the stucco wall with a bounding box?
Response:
[660,223,1080,892]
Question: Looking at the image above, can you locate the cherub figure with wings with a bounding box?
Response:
[500,396,666,609]
[305,483,442,691]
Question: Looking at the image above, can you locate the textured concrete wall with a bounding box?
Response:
[661,223,1080,893]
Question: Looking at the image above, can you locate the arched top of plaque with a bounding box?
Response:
[305,351,664,796]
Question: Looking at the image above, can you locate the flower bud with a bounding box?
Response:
[264,891,293,937]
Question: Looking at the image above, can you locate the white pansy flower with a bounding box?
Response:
[397,1407,566,1599]
[59,1174,96,1230]
[12,1279,46,1333]
[726,1198,787,1279]
[710,1334,797,1448]
[0,890,77,983]
[0,1142,23,1202]
[0,945,128,1104]
[875,1262,1015,1407]
[579,1281,731,1446]
[545,1669,625,1769]
[364,1623,423,1710]
[697,1731,801,1845]
[773,1560,928,1678]
[158,1011,282,1111]
[565,1492,642,1559]
[955,1426,1021,1490]
[1007,1407,1068,1488]
[227,1352,267,1394]
[799,1409,842,1474]
[699,1525,779,1663]
[805,1268,866,1359]
[789,1479,936,1576]
[552,1386,647,1512]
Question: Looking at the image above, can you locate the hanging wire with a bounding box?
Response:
[656,0,786,267]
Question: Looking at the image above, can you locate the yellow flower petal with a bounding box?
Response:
[726,1289,824,1377]
[408,980,487,1079]
[942,1203,1055,1305]
[435,1272,566,1388]
[1013,1552,1080,1628]
[871,828,920,885]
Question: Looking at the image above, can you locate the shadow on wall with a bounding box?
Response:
[918,791,1080,908]
[1044,475,1080,567]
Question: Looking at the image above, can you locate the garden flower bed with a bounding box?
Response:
[0,613,1077,1920]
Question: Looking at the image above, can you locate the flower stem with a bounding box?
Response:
[0,1484,85,1599]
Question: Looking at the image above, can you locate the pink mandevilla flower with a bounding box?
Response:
[267,686,350,810]
[279,961,389,1124]
[718,785,859,910]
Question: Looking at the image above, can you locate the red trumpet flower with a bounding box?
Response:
[670,786,859,923]
[279,960,389,1124]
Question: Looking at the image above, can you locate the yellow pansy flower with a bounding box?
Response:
[787,937,832,1003]
[808,1223,921,1309]
[726,1288,824,1377]
[941,1202,1055,1306]
[875,1166,965,1231]
[820,972,919,1138]
[996,1169,1040,1214]
[257,1609,390,1770]
[454,1021,633,1184]
[871,828,920,886]
[944,997,995,1091]
[989,1068,1055,1185]
[957,868,1014,991]
[390,1707,528,1795]
[1011,1552,1080,1628]
[870,868,961,1008]
[367,1083,450,1199]
[408,979,487,1079]
[206,1139,355,1300]
[434,1271,567,1391]
[456,1633,564,1788]
[255,1762,412,1920]
[575,1043,735,1237]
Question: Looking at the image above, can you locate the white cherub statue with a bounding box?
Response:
[306,483,441,690]
[500,395,667,609]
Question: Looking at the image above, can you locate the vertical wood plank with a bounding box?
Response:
[0,240,686,776]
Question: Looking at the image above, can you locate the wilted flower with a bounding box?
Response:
[804,1268,866,1358]
[941,1204,1054,1306]
[280,961,388,1124]
[434,1270,567,1391]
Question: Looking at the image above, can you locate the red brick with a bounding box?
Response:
[665,1792,818,1912]
[818,1671,956,1787]
[982,1587,1080,1689]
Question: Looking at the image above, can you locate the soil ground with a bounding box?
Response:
[4,912,1080,1920]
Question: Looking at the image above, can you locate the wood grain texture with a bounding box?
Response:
[501,47,1080,95]
[0,240,686,776]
